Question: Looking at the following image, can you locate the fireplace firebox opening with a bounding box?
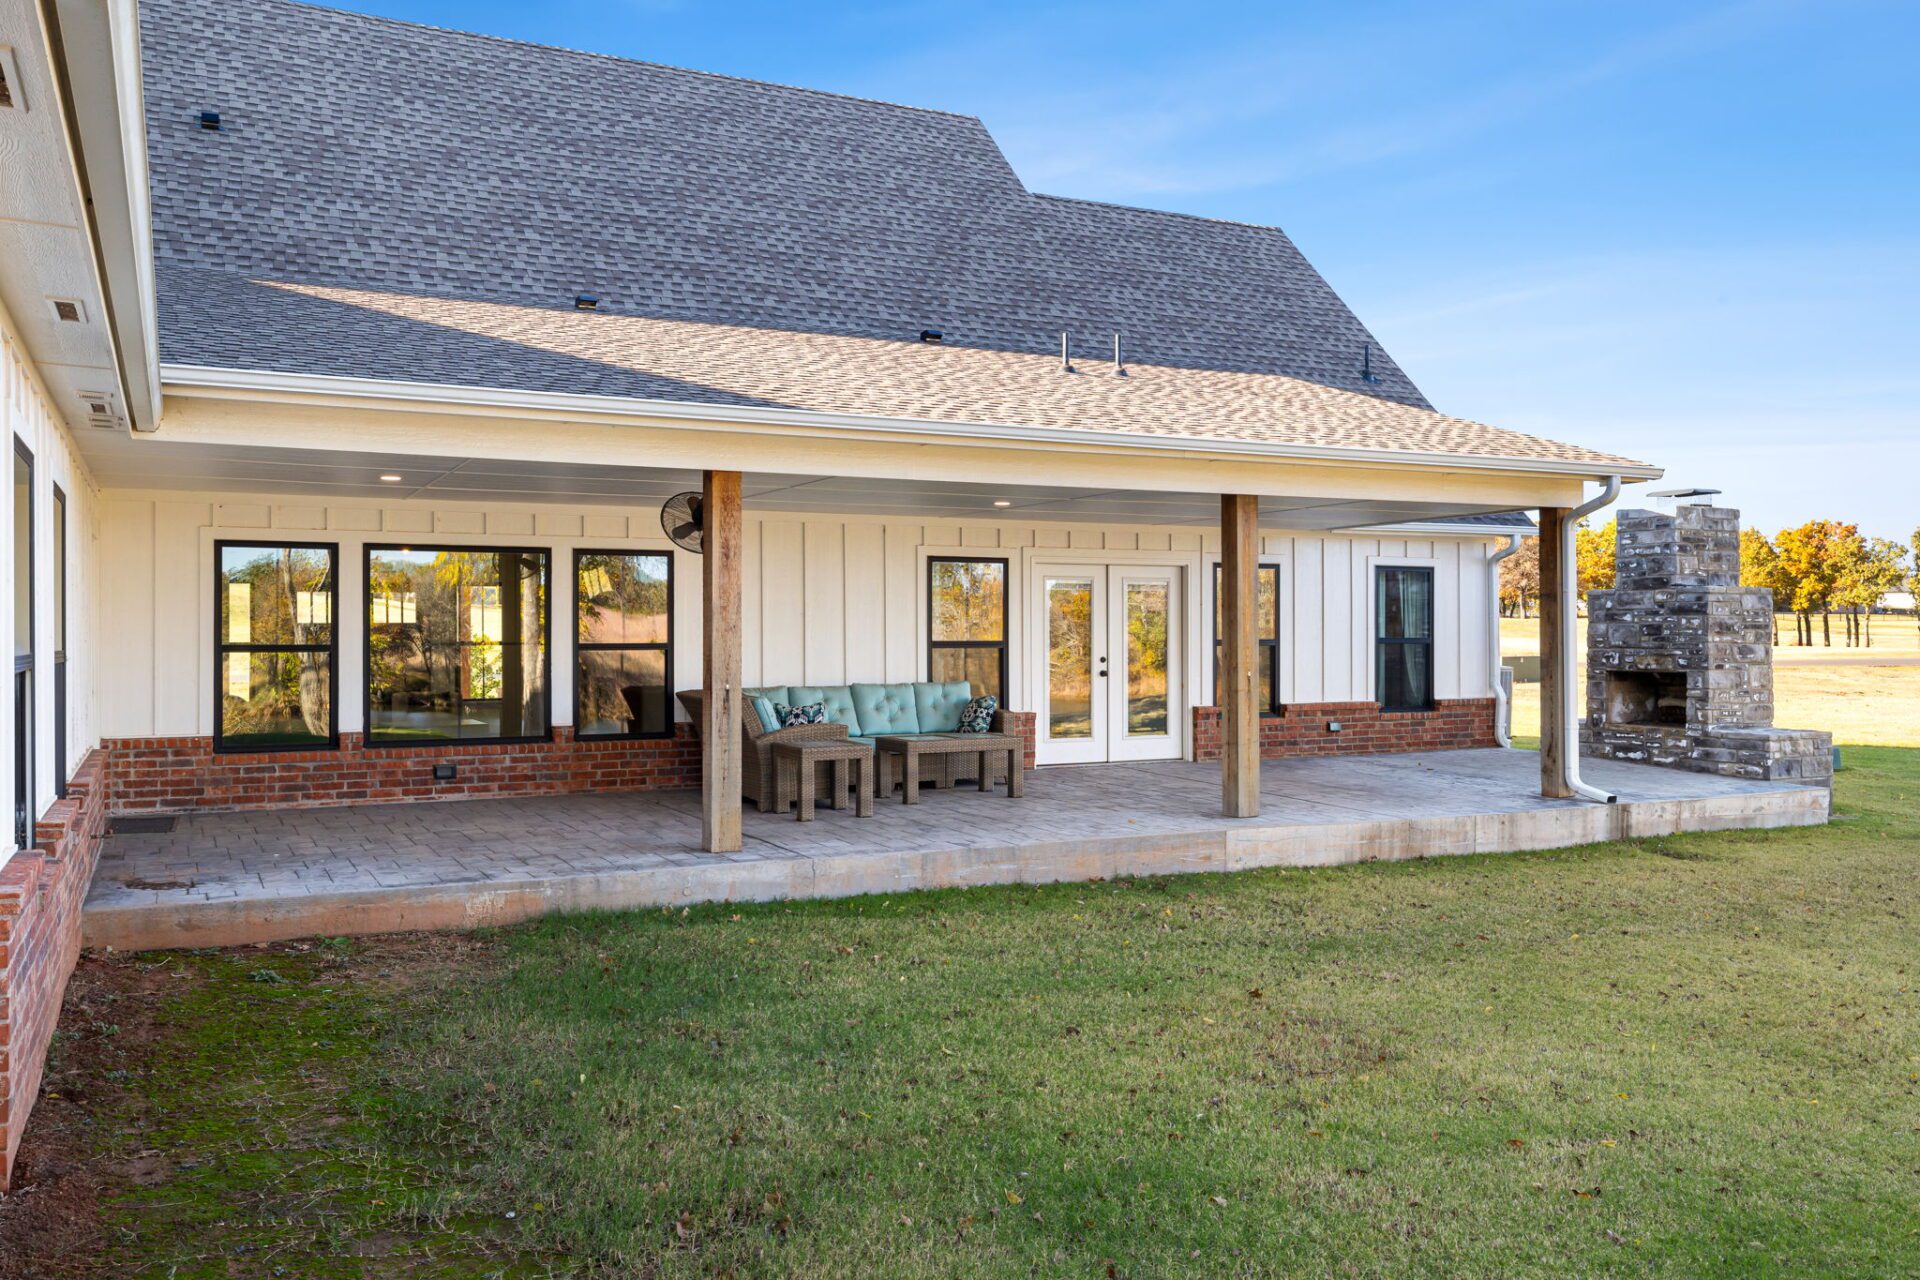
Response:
[1605,671,1688,727]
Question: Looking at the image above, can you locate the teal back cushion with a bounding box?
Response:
[914,680,973,733]
[851,683,921,735]
[791,685,860,729]
[744,687,789,732]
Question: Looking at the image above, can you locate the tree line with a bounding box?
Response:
[1499,520,1920,648]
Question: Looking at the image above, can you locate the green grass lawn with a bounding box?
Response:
[26,751,1920,1278]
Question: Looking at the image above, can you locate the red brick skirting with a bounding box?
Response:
[105,712,1040,816]
[105,727,704,814]
[1000,710,1038,771]
[2,751,108,1187]
[1192,699,1497,760]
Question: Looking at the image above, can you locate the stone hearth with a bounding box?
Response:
[1582,505,1832,784]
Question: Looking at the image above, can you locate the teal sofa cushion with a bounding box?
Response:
[915,680,973,733]
[744,687,789,732]
[851,683,921,735]
[790,685,860,730]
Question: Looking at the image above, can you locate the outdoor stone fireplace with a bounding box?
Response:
[1583,504,1832,784]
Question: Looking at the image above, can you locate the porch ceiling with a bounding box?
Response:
[77,435,1536,530]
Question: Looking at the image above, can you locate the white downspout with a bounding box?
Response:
[1487,534,1520,747]
[1561,477,1622,803]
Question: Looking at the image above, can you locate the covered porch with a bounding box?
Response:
[82,748,1827,951]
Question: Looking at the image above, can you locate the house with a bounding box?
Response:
[0,0,1825,1184]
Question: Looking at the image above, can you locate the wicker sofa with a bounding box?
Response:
[679,683,1024,812]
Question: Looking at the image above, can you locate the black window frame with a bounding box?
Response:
[363,543,555,748]
[213,539,341,755]
[51,483,66,796]
[1211,561,1283,716]
[1374,564,1436,713]
[13,437,34,850]
[926,556,1009,706]
[572,548,675,740]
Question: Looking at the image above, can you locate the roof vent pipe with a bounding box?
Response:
[1061,331,1073,373]
[1361,343,1380,385]
[1558,476,1623,803]
[1113,333,1125,376]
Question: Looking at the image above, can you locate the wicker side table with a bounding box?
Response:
[872,733,1025,804]
[770,739,875,821]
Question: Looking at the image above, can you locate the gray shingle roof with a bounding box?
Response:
[141,0,1428,404]
[169,278,1652,472]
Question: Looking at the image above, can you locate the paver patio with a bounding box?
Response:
[82,749,1828,950]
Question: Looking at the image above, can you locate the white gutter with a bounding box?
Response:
[1487,534,1520,748]
[158,363,1667,481]
[1559,476,1622,803]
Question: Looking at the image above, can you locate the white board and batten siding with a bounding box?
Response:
[93,492,1509,745]
[3,303,104,863]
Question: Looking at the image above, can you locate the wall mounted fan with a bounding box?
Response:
[660,492,705,553]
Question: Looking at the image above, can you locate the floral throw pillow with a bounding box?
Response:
[957,695,998,733]
[775,701,828,728]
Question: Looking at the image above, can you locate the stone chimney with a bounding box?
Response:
[1583,505,1832,784]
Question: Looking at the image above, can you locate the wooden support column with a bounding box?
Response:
[1537,507,1572,798]
[1220,494,1261,817]
[701,470,744,853]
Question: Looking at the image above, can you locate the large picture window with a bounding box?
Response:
[928,558,1007,703]
[215,542,337,752]
[1212,563,1281,713]
[1375,565,1435,712]
[575,551,672,738]
[366,546,550,744]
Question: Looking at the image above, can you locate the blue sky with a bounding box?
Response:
[337,0,1916,540]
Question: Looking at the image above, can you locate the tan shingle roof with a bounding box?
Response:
[224,280,1649,473]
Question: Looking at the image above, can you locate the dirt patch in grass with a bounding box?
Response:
[0,933,540,1280]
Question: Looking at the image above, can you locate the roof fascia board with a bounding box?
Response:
[159,362,1665,482]
[1343,520,1543,536]
[47,0,160,430]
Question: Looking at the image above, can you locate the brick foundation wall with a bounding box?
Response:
[106,727,704,814]
[1000,710,1038,771]
[104,712,1039,816]
[2,750,108,1188]
[1192,699,1497,760]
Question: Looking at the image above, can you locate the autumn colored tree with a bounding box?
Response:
[1912,527,1920,640]
[1574,518,1616,602]
[1739,528,1784,643]
[1833,537,1909,647]
[1498,536,1539,618]
[1773,520,1861,647]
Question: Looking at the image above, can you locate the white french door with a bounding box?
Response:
[1033,562,1184,765]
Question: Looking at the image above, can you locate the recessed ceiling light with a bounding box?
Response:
[380,474,403,482]
[992,500,1012,508]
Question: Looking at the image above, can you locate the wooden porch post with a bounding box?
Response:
[1537,507,1571,798]
[702,470,743,853]
[1220,494,1261,817]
